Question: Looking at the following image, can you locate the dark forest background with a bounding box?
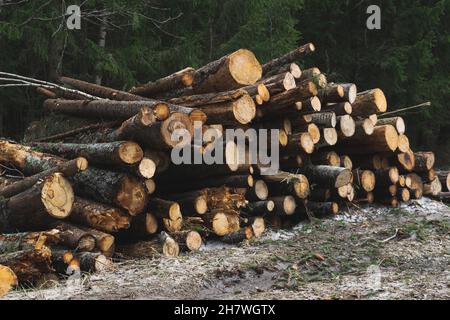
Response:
[0,0,449,160]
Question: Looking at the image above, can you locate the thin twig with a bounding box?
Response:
[379,102,431,117]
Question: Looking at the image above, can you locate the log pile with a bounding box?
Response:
[0,43,442,296]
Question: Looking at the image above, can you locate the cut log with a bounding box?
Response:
[148,198,183,233]
[340,155,353,170]
[393,150,415,172]
[0,173,74,232]
[261,72,297,95]
[192,49,262,93]
[311,151,341,166]
[262,171,310,199]
[352,118,374,137]
[0,157,87,198]
[118,232,179,258]
[245,180,269,201]
[219,229,252,244]
[353,169,376,192]
[264,63,302,79]
[59,76,153,102]
[307,201,339,218]
[319,84,344,104]
[296,96,322,113]
[129,67,195,97]
[300,165,352,188]
[0,265,18,297]
[351,154,383,170]
[340,83,357,104]
[337,115,356,137]
[69,197,131,233]
[322,102,352,115]
[309,188,331,202]
[203,211,240,236]
[397,135,410,153]
[405,173,424,191]
[375,167,399,186]
[169,230,202,252]
[284,132,315,154]
[299,68,328,89]
[76,252,112,273]
[262,43,315,75]
[316,128,338,148]
[311,112,337,128]
[246,200,275,216]
[398,175,406,187]
[123,212,159,238]
[43,99,170,121]
[31,141,143,166]
[279,155,305,170]
[0,140,65,175]
[413,152,435,172]
[165,190,209,216]
[50,222,96,252]
[376,117,405,134]
[71,168,147,216]
[269,196,297,216]
[436,171,450,191]
[335,125,399,154]
[0,247,53,285]
[0,230,62,255]
[351,89,387,116]
[423,178,442,196]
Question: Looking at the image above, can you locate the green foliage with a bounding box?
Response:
[0,0,448,159]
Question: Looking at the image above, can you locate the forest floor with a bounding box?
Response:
[4,197,450,300]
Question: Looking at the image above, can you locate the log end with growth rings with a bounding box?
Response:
[233,94,256,125]
[138,158,157,179]
[116,175,147,216]
[185,231,203,251]
[0,265,18,298]
[165,203,183,233]
[118,142,144,165]
[42,173,74,219]
[229,49,263,86]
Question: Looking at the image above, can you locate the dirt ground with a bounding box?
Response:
[4,197,449,300]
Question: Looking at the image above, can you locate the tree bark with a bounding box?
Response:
[117,232,179,258]
[264,62,302,79]
[300,165,352,188]
[262,43,315,75]
[351,89,387,116]
[322,102,352,115]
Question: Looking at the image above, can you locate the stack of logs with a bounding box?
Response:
[0,43,447,297]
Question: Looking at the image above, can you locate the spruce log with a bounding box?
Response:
[340,83,357,104]
[322,102,352,115]
[192,49,262,93]
[300,165,352,188]
[262,43,315,75]
[310,112,337,128]
[283,132,315,154]
[148,198,183,233]
[0,157,87,198]
[0,173,73,232]
[351,89,387,116]
[316,128,338,148]
[337,115,356,137]
[71,168,147,216]
[118,232,179,258]
[269,196,297,216]
[69,197,131,233]
[376,117,405,134]
[352,169,376,192]
[264,63,302,79]
[0,265,18,297]
[31,141,143,166]
[129,67,195,97]
[319,84,344,104]
[296,96,322,113]
[351,118,374,137]
[43,99,170,121]
[413,152,435,172]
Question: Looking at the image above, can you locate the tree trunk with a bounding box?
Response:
[310,112,337,128]
[169,230,203,252]
[261,72,296,95]
[300,165,352,188]
[246,200,275,216]
[0,173,73,232]
[264,62,302,79]
[192,49,262,94]
[376,117,405,134]
[262,171,310,199]
[69,197,131,233]
[319,84,344,104]
[130,67,195,97]
[71,168,147,216]
[352,169,376,192]
[335,125,399,154]
[0,157,87,198]
[117,232,179,258]
[262,43,315,75]
[268,196,297,216]
[283,132,315,154]
[148,198,183,233]
[76,252,112,273]
[322,102,352,115]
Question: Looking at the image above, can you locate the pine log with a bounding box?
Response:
[264,63,302,79]
[322,102,352,115]
[310,112,337,128]
[351,89,387,116]
[71,168,147,216]
[240,83,270,102]
[0,173,74,232]
[376,117,405,134]
[192,49,262,94]
[262,171,310,199]
[334,125,399,154]
[283,132,315,154]
[261,72,296,95]
[413,152,435,172]
[118,232,179,258]
[295,96,322,114]
[202,211,240,236]
[0,157,87,198]
[122,212,159,238]
[315,128,338,148]
[59,76,153,102]
[69,197,131,233]
[262,43,315,75]
[129,67,195,97]
[169,230,202,252]
[0,140,65,175]
[353,169,376,192]
[43,99,170,121]
[31,141,143,166]
[0,247,53,285]
[299,68,328,89]
[351,118,374,137]
[0,265,18,297]
[269,196,297,216]
[148,198,183,233]
[164,190,209,216]
[340,83,358,104]
[300,165,352,188]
